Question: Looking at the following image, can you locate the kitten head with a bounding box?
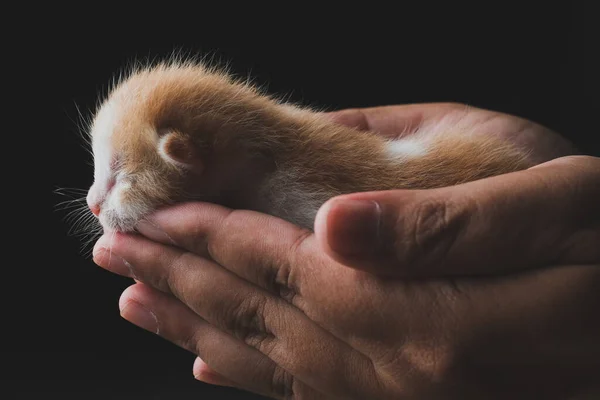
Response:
[86,108,203,232]
[86,63,226,232]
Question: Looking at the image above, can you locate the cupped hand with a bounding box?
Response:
[93,156,600,399]
[318,104,596,277]
[315,154,600,278]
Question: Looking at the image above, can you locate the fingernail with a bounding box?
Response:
[326,200,381,257]
[136,219,176,245]
[93,248,135,278]
[193,357,232,387]
[120,301,160,334]
[192,356,206,380]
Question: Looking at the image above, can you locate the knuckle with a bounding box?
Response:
[274,228,311,303]
[288,228,313,257]
[271,366,296,400]
[414,200,451,249]
[271,260,297,305]
[180,326,203,355]
[401,197,468,269]
[404,199,450,259]
[187,223,210,258]
[223,293,276,353]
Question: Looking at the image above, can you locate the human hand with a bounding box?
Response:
[325,103,578,165]
[92,155,600,399]
[319,104,596,277]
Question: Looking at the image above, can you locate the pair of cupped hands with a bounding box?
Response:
[93,103,600,400]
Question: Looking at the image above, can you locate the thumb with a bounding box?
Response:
[314,155,600,278]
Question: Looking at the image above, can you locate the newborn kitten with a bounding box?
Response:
[86,61,531,232]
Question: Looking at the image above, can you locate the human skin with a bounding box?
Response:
[93,104,600,399]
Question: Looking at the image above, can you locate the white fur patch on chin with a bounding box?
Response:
[100,207,148,232]
[385,138,429,160]
[99,182,150,232]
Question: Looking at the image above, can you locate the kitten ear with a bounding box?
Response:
[158,130,204,174]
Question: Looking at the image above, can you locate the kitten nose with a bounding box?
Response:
[87,184,102,217]
[87,194,101,216]
[90,203,101,217]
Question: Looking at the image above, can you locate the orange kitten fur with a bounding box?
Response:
[86,61,531,231]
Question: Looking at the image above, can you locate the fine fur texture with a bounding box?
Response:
[86,60,532,232]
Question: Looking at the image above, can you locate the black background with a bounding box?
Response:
[5,3,597,399]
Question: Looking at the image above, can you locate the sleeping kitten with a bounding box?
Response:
[86,61,531,232]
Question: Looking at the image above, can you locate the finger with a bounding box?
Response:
[314,155,600,277]
[133,202,409,346]
[135,202,252,259]
[323,102,467,137]
[134,202,373,341]
[95,235,379,398]
[136,203,321,305]
[190,357,334,400]
[120,283,328,399]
